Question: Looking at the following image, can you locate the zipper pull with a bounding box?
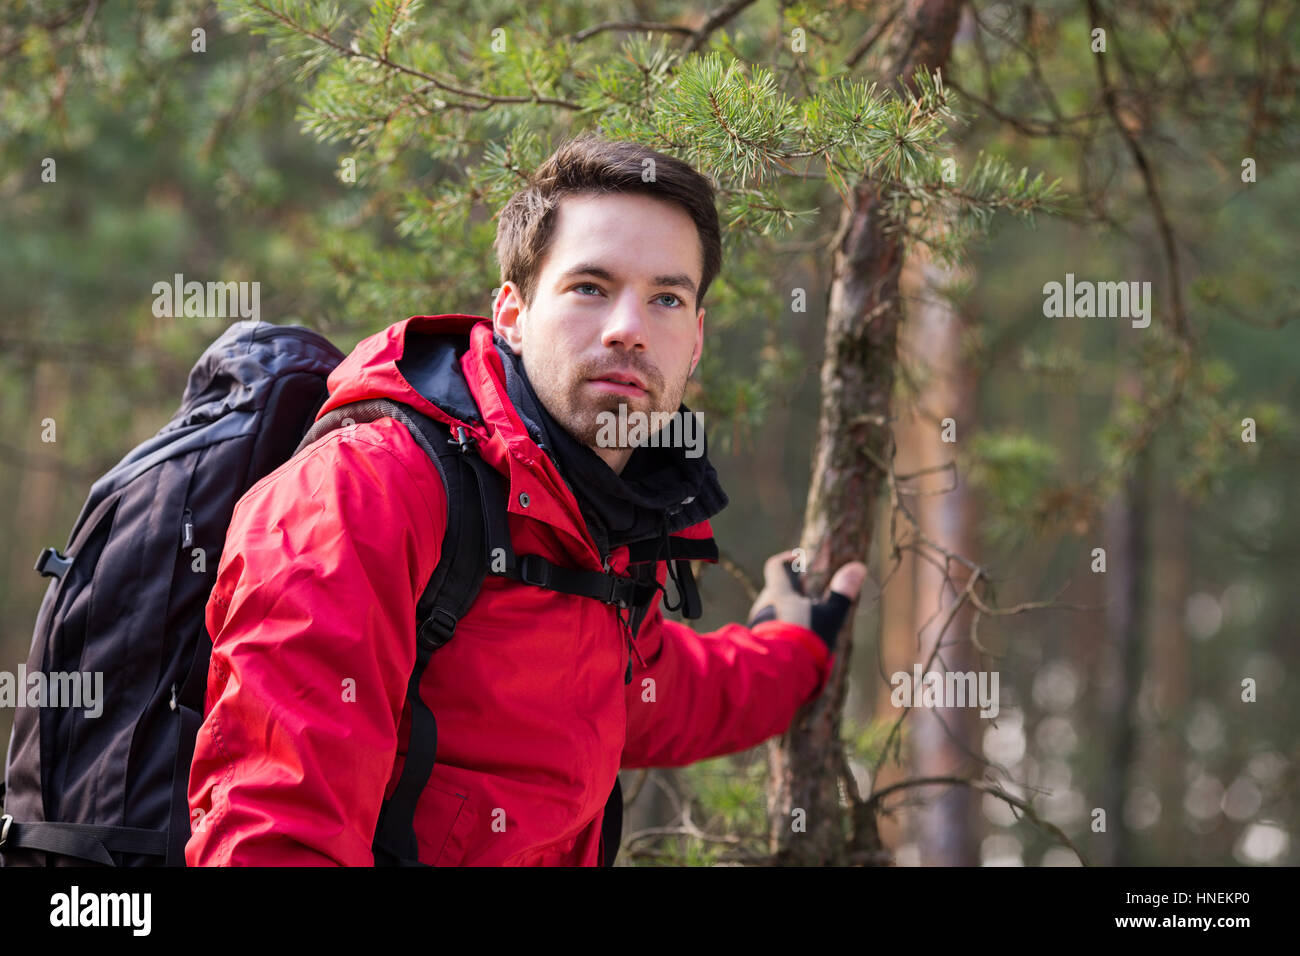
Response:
[627,633,646,669]
[181,509,194,550]
[617,603,646,683]
[624,607,647,670]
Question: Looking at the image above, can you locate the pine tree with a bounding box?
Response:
[9,0,1292,867]
[216,0,1058,865]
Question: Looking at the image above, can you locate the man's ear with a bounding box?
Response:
[689,306,705,376]
[493,282,526,354]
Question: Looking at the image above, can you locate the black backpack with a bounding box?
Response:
[0,320,670,868]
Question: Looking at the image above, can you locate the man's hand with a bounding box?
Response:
[746,550,868,651]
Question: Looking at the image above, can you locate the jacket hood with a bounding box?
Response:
[317,315,722,566]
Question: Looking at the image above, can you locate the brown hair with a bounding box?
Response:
[494,133,723,310]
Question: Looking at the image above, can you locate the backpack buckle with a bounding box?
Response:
[0,814,12,849]
[34,547,73,580]
[517,554,550,588]
[416,607,459,653]
[605,575,636,610]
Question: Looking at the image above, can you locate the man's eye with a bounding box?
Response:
[656,293,682,307]
[574,283,602,296]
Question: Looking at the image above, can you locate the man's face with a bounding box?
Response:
[493,191,706,473]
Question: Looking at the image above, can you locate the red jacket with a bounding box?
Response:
[185,315,834,866]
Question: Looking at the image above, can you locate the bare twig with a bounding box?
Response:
[682,0,759,55]
[1084,0,1189,341]
[866,774,1089,864]
[716,547,760,600]
[248,1,582,110]
[844,1,903,69]
[574,20,694,43]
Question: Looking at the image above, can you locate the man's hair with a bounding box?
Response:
[494,133,723,310]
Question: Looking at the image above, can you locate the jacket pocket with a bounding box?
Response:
[415,781,476,866]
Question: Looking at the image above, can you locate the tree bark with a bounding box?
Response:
[871,457,918,856]
[908,257,981,866]
[767,0,967,866]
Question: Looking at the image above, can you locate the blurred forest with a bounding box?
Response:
[1,0,1296,866]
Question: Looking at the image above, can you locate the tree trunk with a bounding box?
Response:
[1150,475,1189,858]
[908,257,981,866]
[8,362,66,618]
[1097,369,1150,866]
[871,459,918,856]
[1,360,67,762]
[767,0,966,866]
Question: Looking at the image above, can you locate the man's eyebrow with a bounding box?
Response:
[559,262,698,296]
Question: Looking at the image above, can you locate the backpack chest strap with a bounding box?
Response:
[502,553,658,611]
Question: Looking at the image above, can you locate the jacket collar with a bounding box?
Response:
[317,315,725,571]
[493,333,728,562]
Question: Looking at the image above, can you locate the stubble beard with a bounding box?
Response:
[528,355,691,451]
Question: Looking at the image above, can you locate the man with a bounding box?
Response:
[185,133,867,866]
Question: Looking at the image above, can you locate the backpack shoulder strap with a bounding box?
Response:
[300,399,497,866]
[298,399,668,868]
[301,400,493,863]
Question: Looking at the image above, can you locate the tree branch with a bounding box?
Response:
[573,20,694,43]
[866,774,1090,864]
[1084,0,1189,340]
[683,0,759,55]
[248,0,582,110]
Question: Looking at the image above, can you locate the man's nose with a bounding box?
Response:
[599,291,650,351]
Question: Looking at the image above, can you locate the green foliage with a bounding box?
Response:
[218,0,1056,330]
[627,756,768,866]
[844,715,901,769]
[965,432,1063,545]
[4,0,1296,869]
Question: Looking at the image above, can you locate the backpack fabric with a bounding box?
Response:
[0,320,654,867]
[2,321,342,866]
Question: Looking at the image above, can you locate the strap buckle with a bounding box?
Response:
[34,547,73,580]
[517,554,550,588]
[416,607,459,652]
[0,814,12,849]
[605,575,636,610]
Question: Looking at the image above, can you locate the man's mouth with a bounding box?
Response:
[588,373,648,396]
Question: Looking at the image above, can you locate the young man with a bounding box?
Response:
[185,134,866,866]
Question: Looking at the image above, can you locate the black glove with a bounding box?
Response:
[746,551,866,651]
